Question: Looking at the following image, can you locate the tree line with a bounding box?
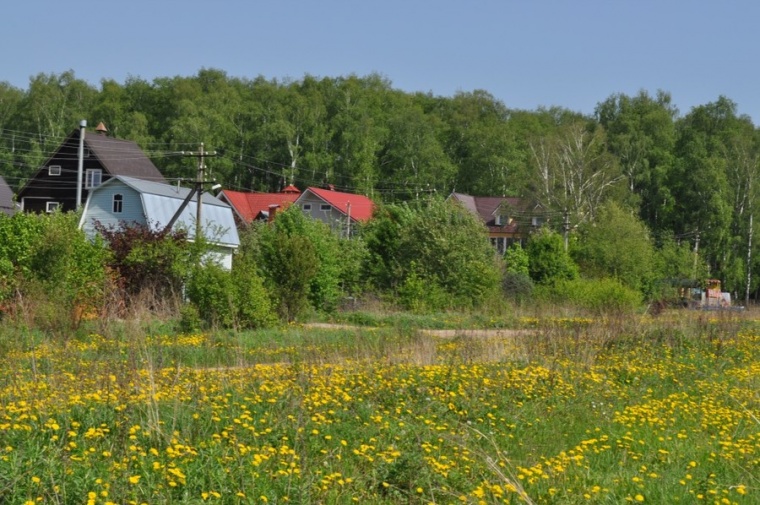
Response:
[1,69,760,299]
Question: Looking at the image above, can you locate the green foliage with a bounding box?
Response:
[231,252,276,329]
[397,263,449,313]
[504,242,529,276]
[0,211,107,332]
[185,264,236,328]
[95,221,195,301]
[5,71,760,301]
[526,227,578,285]
[362,204,415,291]
[263,229,317,322]
[535,277,643,314]
[251,206,352,319]
[573,201,655,295]
[363,198,501,309]
[0,212,46,301]
[502,272,534,304]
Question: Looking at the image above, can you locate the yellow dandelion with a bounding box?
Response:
[634,494,644,502]
[128,475,141,485]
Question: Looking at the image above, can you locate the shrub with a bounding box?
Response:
[95,220,195,303]
[527,226,578,285]
[185,264,236,328]
[397,264,448,313]
[363,198,501,309]
[1,211,108,333]
[534,277,643,314]
[502,271,534,304]
[186,260,276,330]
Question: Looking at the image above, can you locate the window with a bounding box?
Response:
[302,204,312,211]
[48,165,61,176]
[320,204,332,211]
[495,215,503,226]
[46,201,59,213]
[85,169,102,189]
[113,193,123,213]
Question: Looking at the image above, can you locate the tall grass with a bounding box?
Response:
[0,308,757,503]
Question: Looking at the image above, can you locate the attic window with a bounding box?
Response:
[48,165,61,176]
[320,204,332,212]
[85,169,102,189]
[302,204,312,211]
[113,193,123,213]
[46,201,59,213]
[495,215,503,226]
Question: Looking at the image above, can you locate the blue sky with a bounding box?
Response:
[4,1,760,123]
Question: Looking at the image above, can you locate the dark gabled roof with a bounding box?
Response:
[449,192,528,221]
[449,192,539,233]
[0,176,16,215]
[17,128,167,199]
[84,131,166,182]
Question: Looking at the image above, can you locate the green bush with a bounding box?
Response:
[397,265,449,313]
[186,264,236,328]
[186,261,275,330]
[534,277,643,314]
[363,199,501,309]
[527,226,578,285]
[502,271,534,304]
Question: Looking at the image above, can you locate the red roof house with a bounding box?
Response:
[217,185,301,226]
[294,187,375,236]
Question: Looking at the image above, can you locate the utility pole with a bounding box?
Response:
[76,120,86,209]
[563,208,570,251]
[693,231,700,279]
[346,202,352,238]
[195,144,206,241]
[163,144,217,237]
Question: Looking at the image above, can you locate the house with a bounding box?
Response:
[294,186,375,236]
[0,176,17,215]
[217,184,301,226]
[17,123,166,213]
[448,192,545,254]
[79,176,240,270]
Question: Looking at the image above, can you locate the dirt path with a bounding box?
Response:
[305,323,531,339]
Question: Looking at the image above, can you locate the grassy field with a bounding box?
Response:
[0,310,758,504]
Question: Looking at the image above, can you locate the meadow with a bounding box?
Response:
[0,310,758,504]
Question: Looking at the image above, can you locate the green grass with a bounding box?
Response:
[0,311,757,504]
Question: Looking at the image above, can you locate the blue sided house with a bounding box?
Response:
[79,175,240,270]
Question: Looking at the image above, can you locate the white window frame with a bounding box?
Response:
[48,165,61,176]
[85,169,102,189]
[320,204,332,212]
[112,193,123,213]
[46,201,60,213]
[302,204,312,211]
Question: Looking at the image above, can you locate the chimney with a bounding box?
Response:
[95,122,108,135]
[268,204,279,223]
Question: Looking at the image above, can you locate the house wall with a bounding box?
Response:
[80,182,146,237]
[21,142,105,213]
[298,193,352,233]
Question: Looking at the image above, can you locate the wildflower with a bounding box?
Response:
[634,494,644,502]
[128,475,141,485]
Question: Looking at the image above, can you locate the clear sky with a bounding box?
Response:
[3,1,760,123]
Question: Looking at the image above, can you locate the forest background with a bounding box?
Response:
[0,69,759,307]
